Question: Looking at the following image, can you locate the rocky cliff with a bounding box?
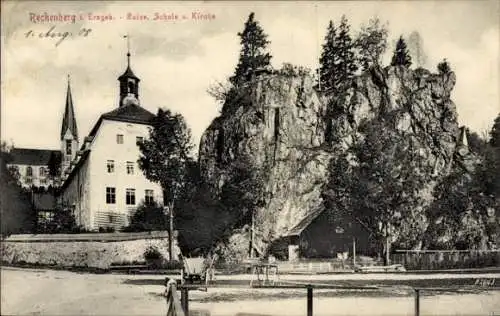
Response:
[199,65,473,255]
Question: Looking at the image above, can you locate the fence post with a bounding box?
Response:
[180,288,189,315]
[414,289,420,316]
[307,285,313,316]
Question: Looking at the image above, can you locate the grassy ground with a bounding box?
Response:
[2,267,500,316]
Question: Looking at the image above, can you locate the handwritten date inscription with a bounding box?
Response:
[24,26,92,47]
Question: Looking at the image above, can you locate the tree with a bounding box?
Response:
[317,16,358,96]
[324,115,430,264]
[317,20,337,94]
[484,114,500,197]
[437,58,452,75]
[355,17,389,70]
[230,12,272,86]
[467,129,487,155]
[490,113,500,147]
[219,155,268,257]
[137,108,195,259]
[335,15,358,86]
[1,143,35,235]
[426,164,497,250]
[390,36,412,67]
[48,152,61,178]
[48,151,62,187]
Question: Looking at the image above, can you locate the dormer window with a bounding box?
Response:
[116,134,124,144]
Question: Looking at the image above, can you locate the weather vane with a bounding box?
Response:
[123,34,131,66]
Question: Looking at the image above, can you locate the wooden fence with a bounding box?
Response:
[392,249,500,270]
[166,281,500,316]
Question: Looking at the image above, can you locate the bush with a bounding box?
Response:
[38,207,80,234]
[98,226,115,233]
[144,246,164,269]
[123,201,167,232]
[144,245,163,261]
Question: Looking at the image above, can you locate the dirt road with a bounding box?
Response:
[2,267,499,315]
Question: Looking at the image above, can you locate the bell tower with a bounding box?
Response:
[60,75,79,175]
[118,35,140,107]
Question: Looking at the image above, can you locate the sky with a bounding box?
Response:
[1,0,499,153]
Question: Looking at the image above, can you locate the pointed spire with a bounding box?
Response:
[60,75,78,140]
[126,34,131,68]
[119,34,139,81]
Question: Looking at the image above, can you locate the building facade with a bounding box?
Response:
[58,53,163,231]
[7,148,60,188]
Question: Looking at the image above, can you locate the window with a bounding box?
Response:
[126,188,136,205]
[116,134,124,144]
[106,187,116,204]
[40,178,47,185]
[136,136,144,145]
[107,160,114,173]
[66,140,72,155]
[145,189,154,205]
[128,81,135,94]
[26,166,33,177]
[26,177,33,184]
[126,161,134,175]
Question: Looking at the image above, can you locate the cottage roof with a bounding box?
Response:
[284,208,325,237]
[9,148,60,166]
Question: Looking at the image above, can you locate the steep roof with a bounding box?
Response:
[9,148,60,166]
[60,78,78,140]
[284,208,325,237]
[89,104,155,137]
[118,65,140,81]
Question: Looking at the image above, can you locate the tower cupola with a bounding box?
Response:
[118,35,140,107]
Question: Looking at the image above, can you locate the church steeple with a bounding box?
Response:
[60,75,79,175]
[60,75,78,140]
[118,35,140,107]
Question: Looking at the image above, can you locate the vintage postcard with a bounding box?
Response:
[1,1,499,315]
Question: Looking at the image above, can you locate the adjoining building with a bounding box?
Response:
[58,50,163,231]
[7,148,60,189]
[7,47,164,231]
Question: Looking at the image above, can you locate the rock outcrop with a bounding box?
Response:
[200,74,329,247]
[199,65,472,255]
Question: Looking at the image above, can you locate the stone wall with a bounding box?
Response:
[1,231,180,269]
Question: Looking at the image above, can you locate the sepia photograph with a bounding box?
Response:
[1,1,499,315]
